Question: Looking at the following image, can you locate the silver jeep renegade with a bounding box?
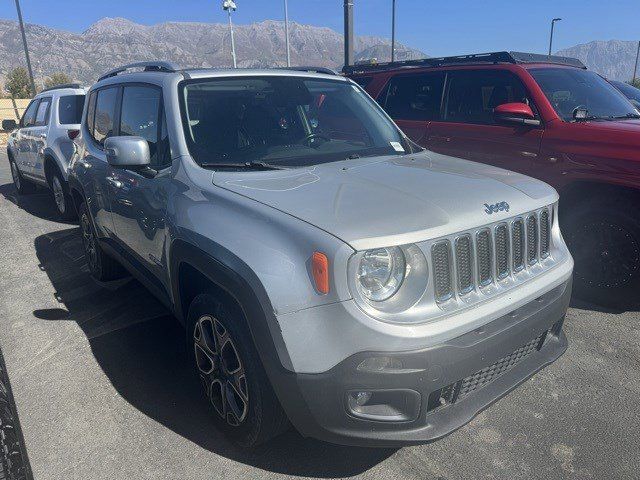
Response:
[69,62,573,447]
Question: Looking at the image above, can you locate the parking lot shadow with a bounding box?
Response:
[0,183,75,224]
[33,228,395,477]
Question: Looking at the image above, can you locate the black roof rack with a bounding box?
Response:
[97,61,179,82]
[39,83,82,94]
[342,51,586,75]
[278,66,338,76]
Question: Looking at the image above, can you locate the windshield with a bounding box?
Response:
[611,80,640,105]
[529,68,639,121]
[179,76,413,167]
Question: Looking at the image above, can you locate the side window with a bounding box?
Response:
[119,85,169,168]
[86,91,96,136]
[21,99,40,127]
[444,70,531,125]
[93,87,119,145]
[352,76,373,89]
[383,73,445,121]
[58,95,85,125]
[34,97,51,126]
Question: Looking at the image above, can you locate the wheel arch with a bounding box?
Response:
[43,148,65,185]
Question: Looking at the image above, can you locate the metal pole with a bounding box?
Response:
[284,0,291,67]
[391,0,396,62]
[633,40,640,83]
[14,0,37,96]
[344,0,354,67]
[228,9,237,68]
[548,18,561,56]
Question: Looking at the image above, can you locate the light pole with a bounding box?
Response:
[284,0,291,66]
[548,18,561,56]
[633,41,640,84]
[391,0,396,62]
[14,0,37,96]
[344,0,354,67]
[223,0,237,68]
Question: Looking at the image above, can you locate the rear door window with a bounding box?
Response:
[34,97,51,126]
[382,72,445,121]
[444,70,531,125]
[58,95,85,125]
[93,87,119,145]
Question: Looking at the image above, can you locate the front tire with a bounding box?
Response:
[9,156,36,195]
[49,168,76,221]
[187,293,288,447]
[78,201,125,281]
[562,193,640,308]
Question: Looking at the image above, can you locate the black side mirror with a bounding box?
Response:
[2,119,17,131]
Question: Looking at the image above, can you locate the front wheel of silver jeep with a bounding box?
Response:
[186,293,289,446]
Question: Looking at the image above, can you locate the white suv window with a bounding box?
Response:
[34,97,51,126]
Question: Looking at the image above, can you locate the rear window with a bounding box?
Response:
[58,95,85,125]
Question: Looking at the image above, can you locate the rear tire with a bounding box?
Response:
[562,193,640,308]
[78,201,125,281]
[9,156,36,195]
[186,293,289,447]
[49,167,76,221]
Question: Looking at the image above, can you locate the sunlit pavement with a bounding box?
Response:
[0,151,638,480]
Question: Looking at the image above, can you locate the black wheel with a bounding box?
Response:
[9,156,36,195]
[78,201,125,281]
[49,167,76,221]
[562,194,640,308]
[187,293,288,447]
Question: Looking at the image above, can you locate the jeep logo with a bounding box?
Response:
[484,201,510,214]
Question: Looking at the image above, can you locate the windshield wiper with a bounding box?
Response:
[607,113,640,120]
[200,160,287,170]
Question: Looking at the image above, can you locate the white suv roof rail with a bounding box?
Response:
[97,61,179,82]
[39,83,83,94]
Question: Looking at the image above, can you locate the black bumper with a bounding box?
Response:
[273,278,572,447]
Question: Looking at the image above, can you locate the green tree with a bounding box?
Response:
[44,72,73,89]
[629,78,640,89]
[4,67,32,98]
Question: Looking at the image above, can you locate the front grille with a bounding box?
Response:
[430,207,552,299]
[426,330,548,413]
[432,241,453,302]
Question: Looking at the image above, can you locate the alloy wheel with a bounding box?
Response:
[193,315,249,427]
[10,161,21,191]
[52,176,66,214]
[80,212,98,273]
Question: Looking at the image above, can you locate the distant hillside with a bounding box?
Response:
[556,40,640,81]
[0,17,426,86]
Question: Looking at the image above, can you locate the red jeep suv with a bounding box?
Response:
[346,51,640,308]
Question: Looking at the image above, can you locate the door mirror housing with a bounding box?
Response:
[104,136,151,168]
[494,103,541,126]
[2,119,17,131]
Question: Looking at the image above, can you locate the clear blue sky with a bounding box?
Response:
[1,0,639,56]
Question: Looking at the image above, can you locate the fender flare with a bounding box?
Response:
[42,147,67,182]
[170,236,294,372]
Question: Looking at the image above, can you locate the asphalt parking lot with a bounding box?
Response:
[0,151,639,480]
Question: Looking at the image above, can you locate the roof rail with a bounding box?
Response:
[342,51,586,75]
[278,66,338,76]
[97,61,179,82]
[39,83,82,94]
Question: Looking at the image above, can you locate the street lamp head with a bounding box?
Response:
[552,18,562,22]
[223,0,237,11]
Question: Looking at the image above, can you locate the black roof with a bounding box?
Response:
[342,51,586,75]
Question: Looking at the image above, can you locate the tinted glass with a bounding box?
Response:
[86,91,96,136]
[21,100,39,127]
[352,76,373,89]
[444,70,531,125]
[530,68,639,121]
[94,87,118,144]
[180,76,412,167]
[34,98,51,125]
[610,80,640,104]
[120,85,161,163]
[58,95,85,125]
[384,73,445,121]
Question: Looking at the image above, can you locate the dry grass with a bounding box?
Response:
[0,132,8,147]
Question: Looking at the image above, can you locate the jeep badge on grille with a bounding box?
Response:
[484,201,510,214]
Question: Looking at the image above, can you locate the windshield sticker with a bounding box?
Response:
[390,141,405,152]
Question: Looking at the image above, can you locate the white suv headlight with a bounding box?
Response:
[357,247,406,301]
[350,243,429,318]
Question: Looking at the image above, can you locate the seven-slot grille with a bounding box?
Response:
[431,208,552,301]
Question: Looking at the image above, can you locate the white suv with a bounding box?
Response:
[4,83,86,219]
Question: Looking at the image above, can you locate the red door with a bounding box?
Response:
[425,69,543,177]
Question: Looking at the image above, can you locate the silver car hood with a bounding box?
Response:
[212,151,558,250]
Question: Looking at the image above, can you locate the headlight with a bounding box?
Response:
[357,247,406,301]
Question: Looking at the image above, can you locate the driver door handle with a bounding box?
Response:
[106,177,123,189]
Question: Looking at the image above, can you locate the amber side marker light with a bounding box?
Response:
[312,252,330,294]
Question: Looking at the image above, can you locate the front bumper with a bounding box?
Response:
[273,277,571,447]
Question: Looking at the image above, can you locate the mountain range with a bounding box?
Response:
[556,40,640,81]
[0,17,425,86]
